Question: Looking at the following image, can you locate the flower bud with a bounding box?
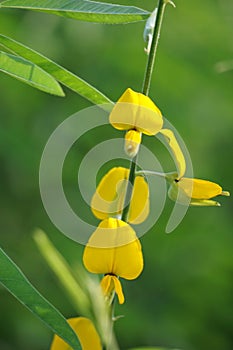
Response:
[124,130,141,158]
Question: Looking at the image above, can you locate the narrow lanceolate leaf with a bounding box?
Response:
[0,35,112,105]
[0,51,64,96]
[0,247,81,350]
[33,229,90,316]
[0,0,150,24]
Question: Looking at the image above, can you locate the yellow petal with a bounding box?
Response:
[91,167,129,220]
[112,276,125,304]
[83,218,143,279]
[124,130,141,158]
[160,128,186,179]
[50,317,102,350]
[91,168,150,223]
[190,199,221,206]
[101,274,112,298]
[128,176,150,224]
[101,275,125,304]
[109,88,163,135]
[179,178,223,199]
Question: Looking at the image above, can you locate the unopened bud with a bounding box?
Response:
[124,130,141,158]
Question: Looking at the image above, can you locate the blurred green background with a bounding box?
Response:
[0,0,233,349]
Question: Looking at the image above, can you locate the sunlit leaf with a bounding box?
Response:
[0,247,81,350]
[0,35,112,104]
[0,51,64,96]
[0,0,150,24]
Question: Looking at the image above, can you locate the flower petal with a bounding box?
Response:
[190,199,221,206]
[101,274,112,298]
[109,88,163,135]
[128,176,150,224]
[50,317,102,350]
[91,167,129,220]
[112,276,125,304]
[83,218,143,279]
[124,129,141,158]
[179,178,223,199]
[91,168,150,224]
[160,128,186,179]
[101,275,125,304]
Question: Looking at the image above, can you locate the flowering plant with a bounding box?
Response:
[0,1,231,350]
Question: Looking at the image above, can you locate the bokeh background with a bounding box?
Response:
[0,0,233,349]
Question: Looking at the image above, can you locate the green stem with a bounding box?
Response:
[121,0,172,222]
[121,156,137,222]
[109,1,173,346]
[142,0,173,96]
[136,170,167,177]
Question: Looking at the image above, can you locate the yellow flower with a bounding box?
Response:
[169,177,230,206]
[91,167,149,224]
[50,317,102,350]
[160,128,230,205]
[83,218,143,304]
[109,88,163,157]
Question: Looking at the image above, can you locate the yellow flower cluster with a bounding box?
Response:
[83,87,229,308]
[83,167,148,304]
[109,88,229,206]
[50,88,229,350]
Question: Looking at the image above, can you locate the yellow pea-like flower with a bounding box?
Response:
[83,218,143,304]
[110,88,163,134]
[160,128,230,205]
[91,167,149,224]
[169,177,230,206]
[101,274,124,304]
[109,88,163,157]
[50,317,102,350]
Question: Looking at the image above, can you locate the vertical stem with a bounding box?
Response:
[121,0,172,222]
[142,0,171,96]
[121,157,137,222]
[109,1,174,346]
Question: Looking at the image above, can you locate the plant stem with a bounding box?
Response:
[142,0,173,96]
[121,0,172,222]
[136,170,167,177]
[121,156,137,222]
[110,2,173,345]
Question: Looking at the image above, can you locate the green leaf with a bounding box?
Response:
[0,247,81,350]
[0,34,112,105]
[0,51,64,96]
[33,229,90,316]
[0,0,150,24]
